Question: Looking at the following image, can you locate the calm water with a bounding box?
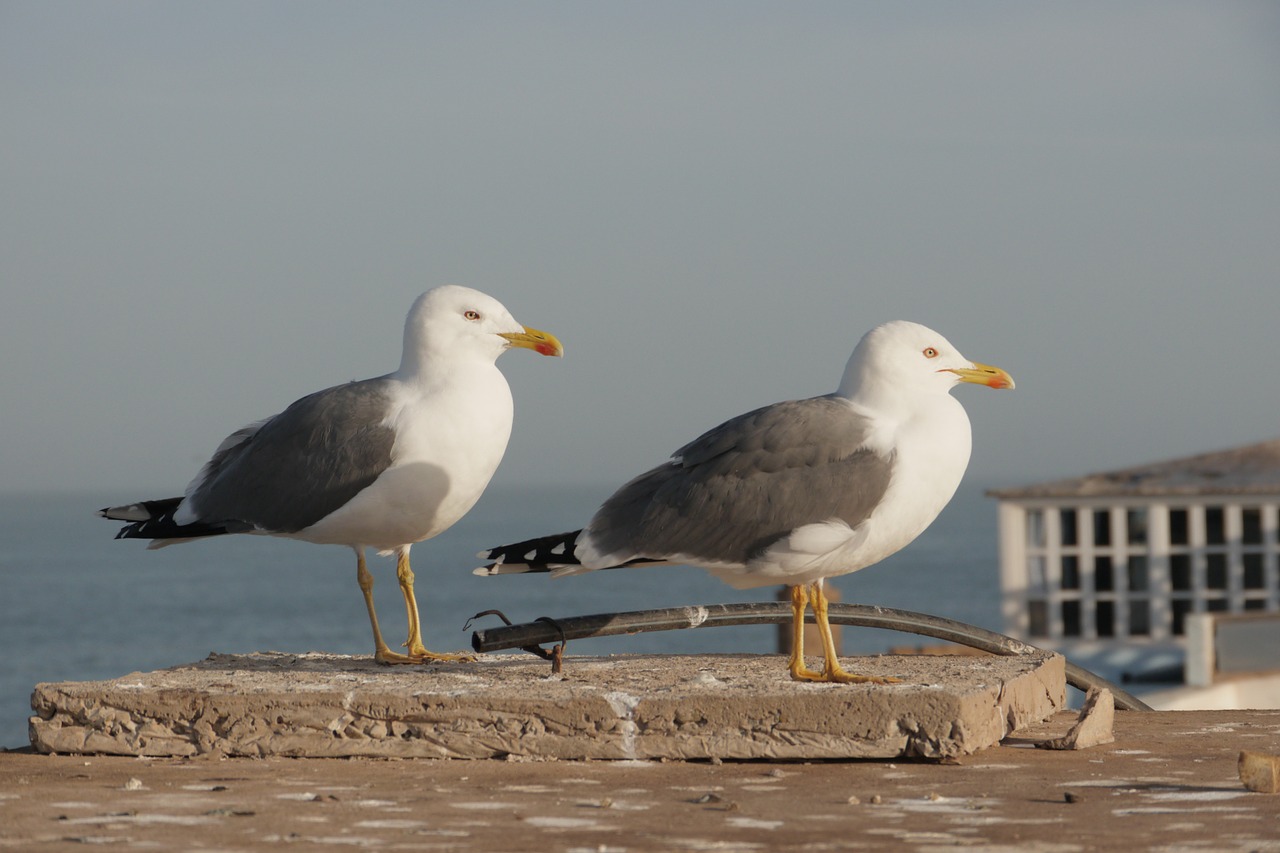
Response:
[0,482,1001,748]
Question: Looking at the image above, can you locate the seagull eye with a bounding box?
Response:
[923,347,939,359]
[464,310,481,321]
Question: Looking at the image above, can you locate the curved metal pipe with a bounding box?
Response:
[470,601,1152,711]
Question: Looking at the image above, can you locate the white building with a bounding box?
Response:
[988,438,1280,690]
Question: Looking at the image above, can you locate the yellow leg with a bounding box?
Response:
[787,584,828,681]
[355,549,422,665]
[811,581,901,685]
[396,550,424,652]
[395,548,474,663]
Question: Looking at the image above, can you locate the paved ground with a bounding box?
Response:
[3,710,1279,852]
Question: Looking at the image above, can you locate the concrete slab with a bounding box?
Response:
[30,651,1065,761]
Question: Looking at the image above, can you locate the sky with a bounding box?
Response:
[3,1,1278,497]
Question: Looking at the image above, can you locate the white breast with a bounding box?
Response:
[850,394,973,569]
[296,363,515,551]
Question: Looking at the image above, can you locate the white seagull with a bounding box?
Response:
[102,285,563,664]
[477,320,1011,683]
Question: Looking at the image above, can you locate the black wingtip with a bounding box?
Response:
[478,530,584,574]
[101,496,244,543]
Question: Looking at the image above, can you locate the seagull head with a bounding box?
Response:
[837,320,1014,405]
[400,285,564,374]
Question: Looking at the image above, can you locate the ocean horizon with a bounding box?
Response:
[0,481,1001,749]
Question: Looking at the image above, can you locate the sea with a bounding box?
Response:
[0,482,1002,749]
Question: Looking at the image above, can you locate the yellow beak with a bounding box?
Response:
[945,362,1015,390]
[499,326,564,358]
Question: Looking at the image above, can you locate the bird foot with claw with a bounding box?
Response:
[404,644,477,664]
[789,663,831,682]
[373,646,477,665]
[374,648,428,665]
[826,669,903,685]
[790,661,902,684]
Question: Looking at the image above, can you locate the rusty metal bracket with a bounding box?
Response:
[465,609,567,674]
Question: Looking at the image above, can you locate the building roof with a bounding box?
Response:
[988,438,1280,500]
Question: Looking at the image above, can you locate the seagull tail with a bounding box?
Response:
[473,530,583,576]
[98,497,245,546]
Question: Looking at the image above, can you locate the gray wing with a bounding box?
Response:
[184,378,398,533]
[584,395,894,566]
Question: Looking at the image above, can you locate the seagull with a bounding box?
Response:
[101,285,563,664]
[477,320,1011,683]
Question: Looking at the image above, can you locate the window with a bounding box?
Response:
[1126,508,1148,545]
[1061,556,1080,590]
[1095,556,1114,592]
[1170,554,1192,592]
[1027,509,1045,548]
[1029,600,1049,638]
[1129,600,1151,636]
[1243,508,1263,545]
[1095,601,1115,638]
[1027,556,1048,593]
[1206,506,1226,545]
[1172,599,1194,636]
[1062,600,1081,637]
[1169,508,1189,546]
[1244,554,1265,590]
[1127,556,1149,592]
[1093,510,1111,546]
[1060,509,1078,546]
[1206,554,1228,590]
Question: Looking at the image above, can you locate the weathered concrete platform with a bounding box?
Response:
[30,651,1064,760]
